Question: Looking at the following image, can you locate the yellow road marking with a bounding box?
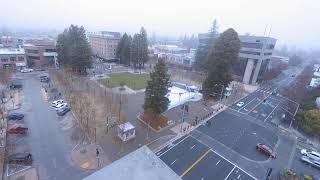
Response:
[180,149,210,177]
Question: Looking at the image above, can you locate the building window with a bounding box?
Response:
[10,57,16,61]
[1,58,8,62]
[18,57,24,61]
[28,56,40,60]
[26,49,39,54]
[241,42,263,49]
[240,51,261,55]
[45,49,56,52]
[266,44,275,49]
[264,53,272,56]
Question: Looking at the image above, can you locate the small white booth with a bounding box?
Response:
[117,122,136,142]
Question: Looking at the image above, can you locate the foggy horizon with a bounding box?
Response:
[1,0,319,49]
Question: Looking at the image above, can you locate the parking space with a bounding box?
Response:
[157,135,256,180]
[291,148,320,177]
[198,110,278,161]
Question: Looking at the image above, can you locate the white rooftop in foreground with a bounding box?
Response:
[83,146,181,180]
[118,122,135,132]
[167,86,202,110]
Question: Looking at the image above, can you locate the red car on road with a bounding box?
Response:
[256,143,276,159]
[8,126,28,135]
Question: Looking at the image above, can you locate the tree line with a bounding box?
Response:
[116,27,149,70]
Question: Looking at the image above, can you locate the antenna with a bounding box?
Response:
[264,24,268,36]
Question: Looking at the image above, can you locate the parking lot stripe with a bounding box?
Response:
[224,166,236,180]
[180,149,210,177]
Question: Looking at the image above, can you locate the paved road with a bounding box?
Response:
[158,135,255,180]
[7,72,93,180]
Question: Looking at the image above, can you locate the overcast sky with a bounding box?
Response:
[1,0,319,49]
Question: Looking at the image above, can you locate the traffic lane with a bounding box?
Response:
[156,135,188,156]
[291,148,320,177]
[197,111,278,161]
[182,151,234,180]
[248,101,277,121]
[226,167,255,180]
[239,98,261,113]
[21,75,86,180]
[230,91,261,110]
[160,136,208,175]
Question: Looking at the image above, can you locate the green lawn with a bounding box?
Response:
[98,72,150,90]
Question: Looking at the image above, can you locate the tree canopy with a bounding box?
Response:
[202,28,240,99]
[116,33,132,65]
[130,27,149,69]
[143,58,171,114]
[56,25,93,73]
[297,109,320,135]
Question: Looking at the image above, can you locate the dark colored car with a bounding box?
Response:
[9,81,22,89]
[7,113,24,120]
[57,106,70,116]
[256,143,276,159]
[7,126,28,134]
[8,152,32,164]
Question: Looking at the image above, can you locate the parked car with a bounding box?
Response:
[7,113,24,120]
[256,143,276,159]
[301,155,320,169]
[20,68,33,73]
[236,101,244,107]
[40,76,50,82]
[51,99,64,107]
[301,149,320,161]
[9,81,22,89]
[54,103,69,110]
[57,106,70,116]
[7,125,28,134]
[8,152,32,164]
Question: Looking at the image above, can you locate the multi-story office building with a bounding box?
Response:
[0,48,27,69]
[0,36,23,48]
[23,39,57,68]
[235,36,277,85]
[88,31,121,60]
[197,33,276,85]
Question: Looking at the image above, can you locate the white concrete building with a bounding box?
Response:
[0,48,27,69]
[238,36,277,85]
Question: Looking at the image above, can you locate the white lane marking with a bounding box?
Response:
[224,166,236,180]
[216,160,221,165]
[201,178,205,180]
[237,175,241,179]
[171,159,177,165]
[264,103,280,122]
[190,145,196,149]
[238,97,257,112]
[189,135,257,180]
[159,135,189,157]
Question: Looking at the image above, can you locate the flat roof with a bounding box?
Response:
[118,122,135,131]
[83,146,181,180]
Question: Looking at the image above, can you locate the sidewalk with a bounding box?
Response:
[71,143,110,170]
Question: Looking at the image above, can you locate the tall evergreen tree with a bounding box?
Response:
[116,33,131,65]
[122,35,132,66]
[194,19,219,71]
[140,27,149,68]
[130,33,140,69]
[56,25,92,73]
[202,28,240,99]
[116,34,126,61]
[143,58,171,114]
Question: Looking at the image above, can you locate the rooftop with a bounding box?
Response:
[0,48,25,55]
[118,122,135,132]
[83,146,181,180]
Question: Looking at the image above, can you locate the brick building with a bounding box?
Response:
[0,48,27,69]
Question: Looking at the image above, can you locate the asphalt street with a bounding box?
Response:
[158,135,255,180]
[7,72,93,180]
[197,110,278,161]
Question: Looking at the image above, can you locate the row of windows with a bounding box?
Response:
[264,52,272,56]
[1,57,25,62]
[26,49,39,54]
[241,42,275,50]
[240,51,261,55]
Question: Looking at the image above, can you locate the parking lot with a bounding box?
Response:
[157,135,256,180]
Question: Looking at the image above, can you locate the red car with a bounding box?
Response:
[8,126,28,135]
[256,143,276,159]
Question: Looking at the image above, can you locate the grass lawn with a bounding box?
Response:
[98,72,150,90]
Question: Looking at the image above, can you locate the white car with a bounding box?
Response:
[301,149,320,161]
[236,102,244,107]
[20,68,33,73]
[54,103,69,110]
[301,155,320,169]
[51,99,64,107]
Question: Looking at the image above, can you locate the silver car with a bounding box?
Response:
[301,149,320,161]
[301,155,320,169]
